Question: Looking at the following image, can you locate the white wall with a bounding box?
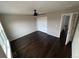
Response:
[46,13,61,37]
[36,13,61,38]
[46,8,79,38]
[1,15,36,41]
[37,16,47,33]
[1,8,79,41]
[72,20,79,58]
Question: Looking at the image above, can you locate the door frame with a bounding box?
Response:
[59,13,73,45]
[0,22,12,58]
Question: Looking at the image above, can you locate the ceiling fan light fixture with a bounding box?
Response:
[33,9,38,16]
[34,12,38,16]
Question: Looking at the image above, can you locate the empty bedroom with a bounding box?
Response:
[0,1,79,58]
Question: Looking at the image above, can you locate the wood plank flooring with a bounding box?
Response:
[10,31,71,58]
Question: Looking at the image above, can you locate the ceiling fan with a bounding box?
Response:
[33,9,45,16]
[33,9,38,16]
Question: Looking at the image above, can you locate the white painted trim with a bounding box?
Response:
[65,13,73,45]
[60,13,74,45]
[59,13,73,36]
[0,22,12,58]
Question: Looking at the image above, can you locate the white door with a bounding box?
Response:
[0,22,12,58]
[65,13,73,45]
[37,16,47,33]
[60,13,79,45]
[60,13,73,45]
[65,13,79,45]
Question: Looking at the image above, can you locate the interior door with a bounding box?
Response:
[61,13,73,45]
[65,13,79,45]
[64,13,73,45]
[0,22,12,58]
[37,16,47,33]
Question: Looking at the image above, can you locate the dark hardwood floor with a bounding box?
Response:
[10,31,71,58]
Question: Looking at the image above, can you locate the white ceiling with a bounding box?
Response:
[0,1,79,15]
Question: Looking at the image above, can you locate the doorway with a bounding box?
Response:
[60,13,79,45]
[60,14,70,45]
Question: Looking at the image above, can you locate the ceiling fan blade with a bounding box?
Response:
[38,13,46,15]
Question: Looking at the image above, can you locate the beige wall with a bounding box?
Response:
[46,8,79,37]
[72,20,79,58]
[47,13,61,37]
[1,15,36,41]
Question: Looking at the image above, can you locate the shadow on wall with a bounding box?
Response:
[0,45,6,58]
